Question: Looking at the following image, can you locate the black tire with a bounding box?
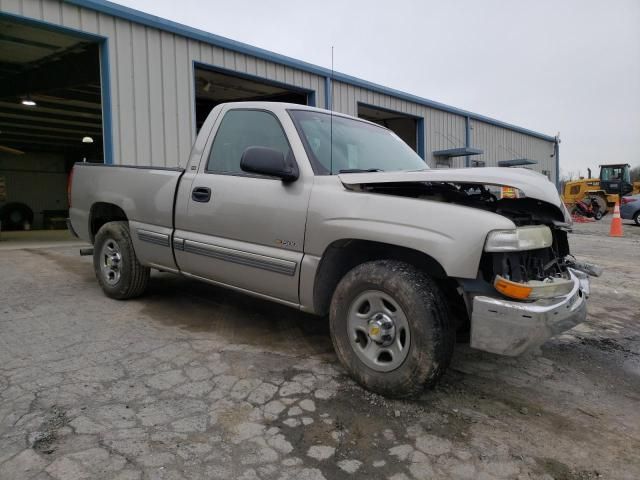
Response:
[93,221,149,299]
[634,211,640,226]
[592,195,608,218]
[0,202,34,230]
[594,210,603,221]
[329,260,453,398]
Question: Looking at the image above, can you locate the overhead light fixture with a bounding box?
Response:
[21,95,36,107]
[82,136,94,144]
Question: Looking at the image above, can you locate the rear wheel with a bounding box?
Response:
[329,260,453,398]
[93,221,149,299]
[634,211,640,226]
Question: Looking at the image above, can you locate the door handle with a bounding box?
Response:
[192,187,211,203]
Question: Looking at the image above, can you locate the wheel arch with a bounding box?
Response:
[89,202,128,242]
[312,238,449,317]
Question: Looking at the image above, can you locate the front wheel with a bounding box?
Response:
[329,260,453,398]
[634,211,640,226]
[93,221,149,299]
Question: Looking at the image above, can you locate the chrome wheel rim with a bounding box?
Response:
[347,290,411,372]
[100,238,122,286]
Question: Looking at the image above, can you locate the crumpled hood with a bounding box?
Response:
[338,167,563,209]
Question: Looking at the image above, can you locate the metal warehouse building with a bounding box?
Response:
[0,0,559,231]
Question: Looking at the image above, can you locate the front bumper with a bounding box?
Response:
[470,269,589,356]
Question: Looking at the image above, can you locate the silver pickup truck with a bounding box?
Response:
[69,102,593,397]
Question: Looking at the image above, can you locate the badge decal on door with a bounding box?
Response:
[276,239,298,249]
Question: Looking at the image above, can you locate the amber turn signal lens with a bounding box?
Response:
[494,276,533,300]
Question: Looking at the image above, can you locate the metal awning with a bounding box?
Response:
[432,147,483,157]
[498,158,538,167]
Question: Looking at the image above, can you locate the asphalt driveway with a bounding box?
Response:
[1,220,639,480]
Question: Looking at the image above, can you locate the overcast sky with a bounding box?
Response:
[117,0,640,176]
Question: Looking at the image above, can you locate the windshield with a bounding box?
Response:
[601,165,631,183]
[289,110,427,175]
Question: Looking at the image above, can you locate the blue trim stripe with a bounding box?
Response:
[63,0,555,142]
[100,39,114,164]
[417,118,425,161]
[324,77,332,110]
[464,116,471,167]
[307,91,316,108]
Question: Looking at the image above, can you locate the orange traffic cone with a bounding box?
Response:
[609,200,623,237]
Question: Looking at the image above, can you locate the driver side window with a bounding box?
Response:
[206,109,291,174]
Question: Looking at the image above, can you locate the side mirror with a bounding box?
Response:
[240,146,298,182]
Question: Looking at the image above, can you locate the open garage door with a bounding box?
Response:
[0,17,104,231]
[357,104,421,154]
[194,64,312,132]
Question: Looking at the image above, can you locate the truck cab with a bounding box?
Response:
[599,163,633,196]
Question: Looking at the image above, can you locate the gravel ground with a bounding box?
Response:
[1,218,639,480]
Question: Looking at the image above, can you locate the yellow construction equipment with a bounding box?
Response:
[562,163,640,216]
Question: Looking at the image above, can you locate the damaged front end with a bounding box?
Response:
[470,222,592,355]
[347,177,582,300]
[339,170,600,355]
[481,224,574,301]
[440,184,600,355]
[470,219,599,355]
[425,182,597,355]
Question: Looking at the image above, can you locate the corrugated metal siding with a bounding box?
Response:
[1,0,326,167]
[425,109,467,168]
[331,80,555,177]
[2,0,555,180]
[471,120,556,179]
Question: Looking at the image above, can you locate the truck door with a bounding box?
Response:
[173,108,311,305]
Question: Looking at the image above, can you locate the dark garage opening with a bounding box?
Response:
[357,103,419,153]
[0,17,104,231]
[194,64,311,132]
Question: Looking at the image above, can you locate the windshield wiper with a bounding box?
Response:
[338,168,384,174]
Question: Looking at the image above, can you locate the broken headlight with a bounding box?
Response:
[484,225,553,252]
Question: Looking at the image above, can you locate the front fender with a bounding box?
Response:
[304,177,516,279]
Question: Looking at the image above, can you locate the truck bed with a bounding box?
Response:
[69,163,184,243]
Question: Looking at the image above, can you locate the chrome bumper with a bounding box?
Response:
[470,269,589,356]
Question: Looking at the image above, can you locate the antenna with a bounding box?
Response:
[330,46,334,175]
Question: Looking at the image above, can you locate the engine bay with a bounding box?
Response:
[356,181,568,227]
[480,231,571,283]
[355,180,574,285]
